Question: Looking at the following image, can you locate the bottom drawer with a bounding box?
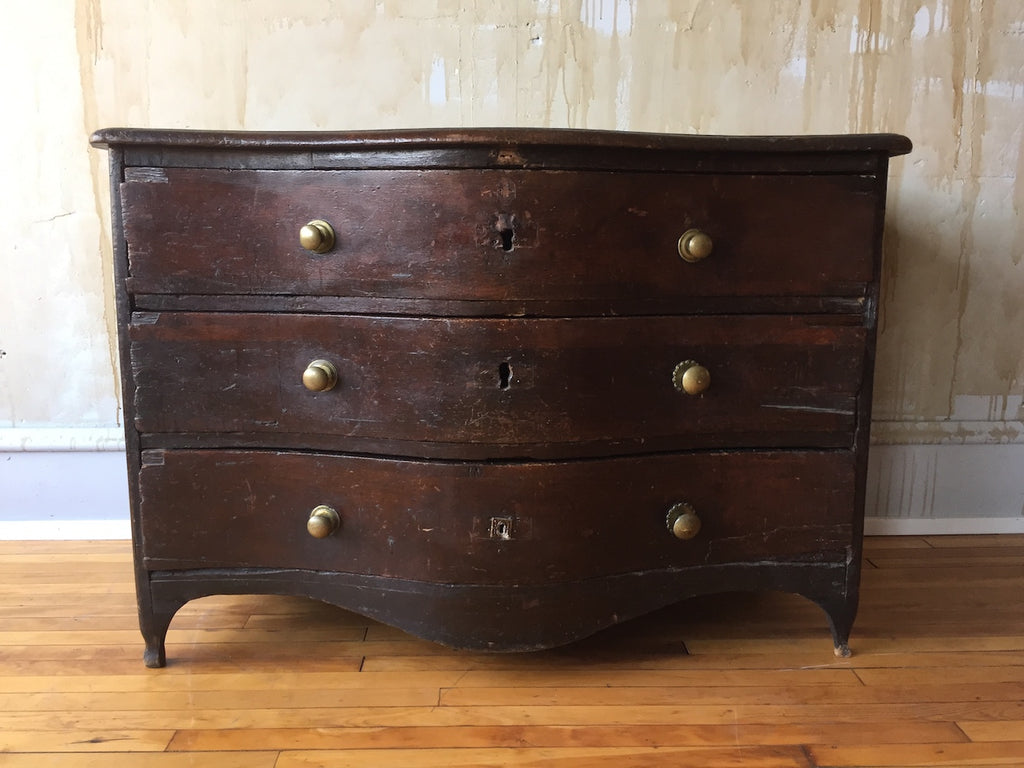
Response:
[138,449,856,583]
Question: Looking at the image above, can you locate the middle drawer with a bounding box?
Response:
[131,312,865,457]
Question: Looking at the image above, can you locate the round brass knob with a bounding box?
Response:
[666,502,701,540]
[302,359,338,392]
[672,360,710,395]
[299,219,336,254]
[307,505,341,539]
[678,228,713,262]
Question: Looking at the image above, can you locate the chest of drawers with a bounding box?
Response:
[91,128,911,667]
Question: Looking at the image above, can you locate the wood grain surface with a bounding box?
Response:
[129,312,865,455]
[120,168,878,300]
[136,449,855,577]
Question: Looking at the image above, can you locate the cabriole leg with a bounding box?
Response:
[806,592,858,658]
[140,609,176,668]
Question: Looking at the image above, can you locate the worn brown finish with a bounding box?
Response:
[138,450,855,578]
[129,312,865,454]
[121,168,879,300]
[91,127,910,667]
[90,126,912,174]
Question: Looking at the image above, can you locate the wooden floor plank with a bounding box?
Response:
[0,702,1019,730]
[0,669,461,694]
[437,684,1024,709]
[0,540,131,555]
[861,535,932,550]
[683,635,1024,654]
[0,754,279,768]
[0,582,137,595]
[808,741,1024,767]
[0,552,132,564]
[923,534,1024,548]
[0,688,444,712]
[274,745,813,768]
[0,626,368,647]
[0,653,368,676]
[864,553,1024,569]
[0,729,173,753]
[437,668,864,688]
[855,666,1024,686]
[165,721,964,751]
[958,720,1024,742]
[358,649,1024,672]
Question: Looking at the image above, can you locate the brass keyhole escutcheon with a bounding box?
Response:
[307,505,341,539]
[677,228,713,262]
[299,219,336,254]
[302,359,338,392]
[666,502,701,540]
[672,360,710,396]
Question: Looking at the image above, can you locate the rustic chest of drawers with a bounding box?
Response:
[91,127,911,667]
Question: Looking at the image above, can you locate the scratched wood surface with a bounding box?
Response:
[128,312,865,454]
[1,534,1022,767]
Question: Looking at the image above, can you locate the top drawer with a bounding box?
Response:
[120,168,879,302]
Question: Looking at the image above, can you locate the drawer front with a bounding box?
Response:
[130,312,866,454]
[139,449,856,581]
[121,168,878,301]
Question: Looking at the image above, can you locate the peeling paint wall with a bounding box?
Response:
[2,0,1022,520]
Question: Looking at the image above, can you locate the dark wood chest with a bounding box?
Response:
[91,128,911,666]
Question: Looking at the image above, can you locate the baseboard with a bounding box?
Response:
[864,516,1024,535]
[0,444,130,539]
[0,426,125,452]
[865,441,1024,522]
[0,519,131,540]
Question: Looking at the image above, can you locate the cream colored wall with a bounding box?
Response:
[2,0,1022,522]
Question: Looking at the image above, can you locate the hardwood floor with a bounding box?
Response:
[1,535,1022,767]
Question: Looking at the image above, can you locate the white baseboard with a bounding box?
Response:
[0,445,130,539]
[0,426,125,452]
[866,442,1024,522]
[0,519,131,540]
[864,516,1024,536]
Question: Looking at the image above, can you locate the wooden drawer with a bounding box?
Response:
[139,449,856,581]
[130,312,866,456]
[121,168,878,302]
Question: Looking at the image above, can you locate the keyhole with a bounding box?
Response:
[500,227,514,252]
[490,516,514,540]
[498,361,512,389]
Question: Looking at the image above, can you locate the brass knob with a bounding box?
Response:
[672,360,710,395]
[299,219,336,254]
[678,228,713,262]
[666,502,701,540]
[307,505,341,539]
[302,359,338,392]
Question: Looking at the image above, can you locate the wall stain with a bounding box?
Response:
[75,0,121,426]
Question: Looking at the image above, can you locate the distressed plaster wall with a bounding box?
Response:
[1,0,1022,524]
